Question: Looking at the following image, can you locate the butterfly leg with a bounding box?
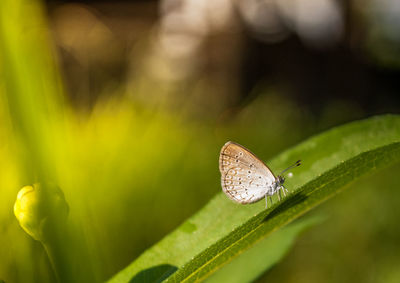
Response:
[269,196,273,207]
[281,185,289,196]
[265,195,268,209]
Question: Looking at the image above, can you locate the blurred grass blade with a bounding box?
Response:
[108,115,400,283]
[205,215,324,283]
[0,0,64,180]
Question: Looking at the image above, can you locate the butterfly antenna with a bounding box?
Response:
[280,160,301,175]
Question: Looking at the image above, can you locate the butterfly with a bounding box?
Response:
[219,141,301,208]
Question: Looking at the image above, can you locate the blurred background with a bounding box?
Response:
[0,0,399,282]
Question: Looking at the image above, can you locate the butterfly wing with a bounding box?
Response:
[219,141,276,204]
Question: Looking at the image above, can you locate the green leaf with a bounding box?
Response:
[205,215,324,283]
[108,115,400,283]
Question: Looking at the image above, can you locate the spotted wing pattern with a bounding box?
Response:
[219,141,276,204]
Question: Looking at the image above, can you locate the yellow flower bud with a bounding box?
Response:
[14,183,69,242]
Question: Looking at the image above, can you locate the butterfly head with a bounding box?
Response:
[277,175,285,185]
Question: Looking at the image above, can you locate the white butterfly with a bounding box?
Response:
[219,141,300,208]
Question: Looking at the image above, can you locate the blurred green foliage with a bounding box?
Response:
[0,0,400,283]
